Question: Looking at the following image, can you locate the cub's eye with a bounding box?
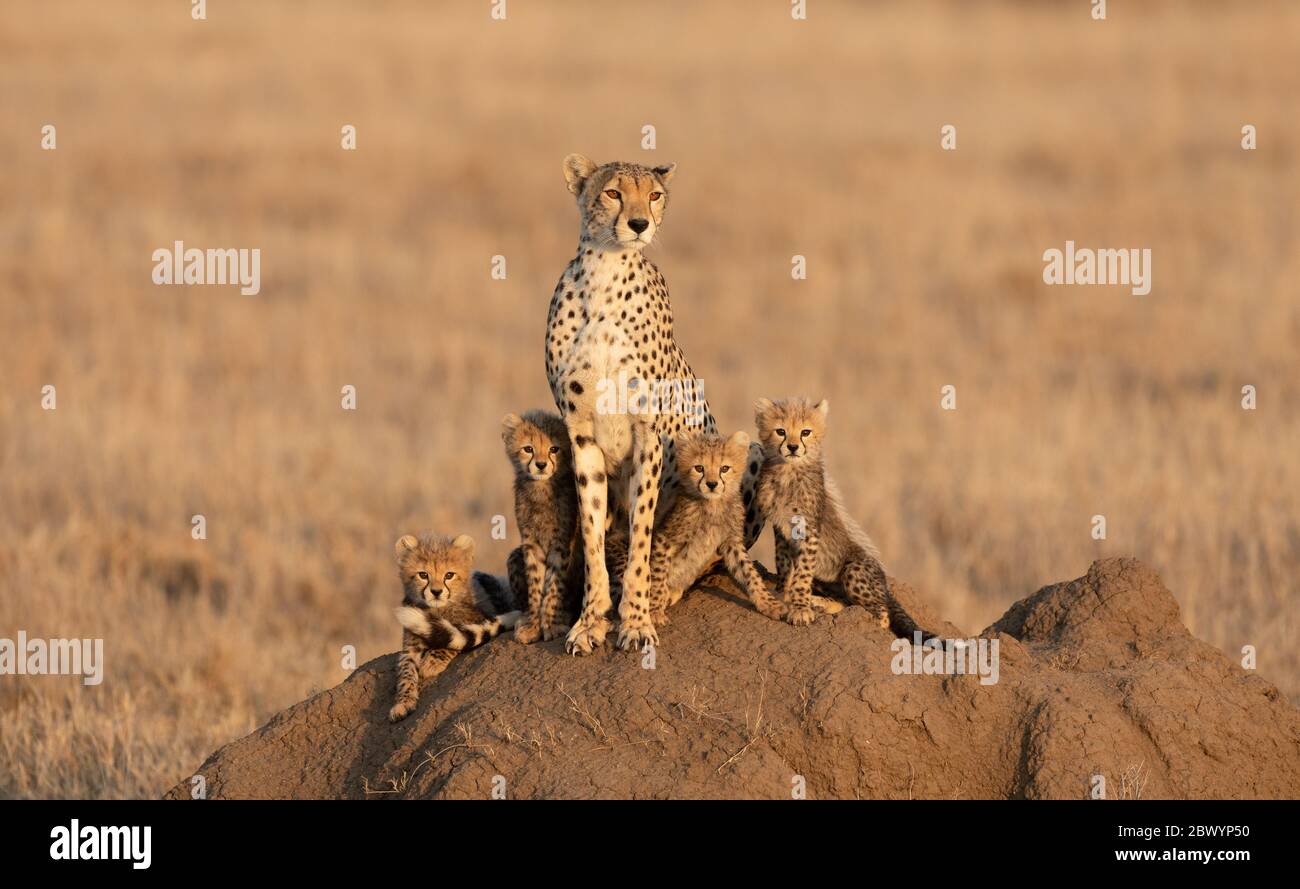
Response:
[801,429,812,438]
[444,572,455,581]
[549,446,560,454]
[604,189,621,200]
[693,465,705,474]
[720,465,731,474]
[522,446,534,454]
[416,571,428,581]
[775,428,787,438]
[649,191,663,201]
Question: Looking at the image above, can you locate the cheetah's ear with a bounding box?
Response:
[563,154,598,195]
[394,535,419,560]
[450,534,475,560]
[501,413,522,442]
[753,397,775,423]
[652,163,676,186]
[814,399,830,419]
[728,430,750,450]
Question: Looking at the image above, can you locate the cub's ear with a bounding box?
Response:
[563,154,598,195]
[814,399,830,419]
[753,397,775,422]
[652,163,676,186]
[450,534,475,561]
[728,430,750,449]
[394,535,419,560]
[501,413,522,443]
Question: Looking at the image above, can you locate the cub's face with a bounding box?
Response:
[754,398,829,463]
[563,154,676,250]
[394,534,475,608]
[676,431,751,501]
[502,412,568,481]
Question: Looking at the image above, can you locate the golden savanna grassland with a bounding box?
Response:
[1,1,1297,798]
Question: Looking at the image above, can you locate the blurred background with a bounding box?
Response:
[1,0,1297,798]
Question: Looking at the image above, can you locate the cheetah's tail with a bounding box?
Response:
[473,568,522,616]
[886,599,943,646]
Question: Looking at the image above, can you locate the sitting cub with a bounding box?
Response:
[646,431,787,633]
[501,410,581,643]
[502,409,630,642]
[388,533,521,722]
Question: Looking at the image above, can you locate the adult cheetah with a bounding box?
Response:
[545,154,764,654]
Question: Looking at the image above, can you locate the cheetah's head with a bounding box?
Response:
[394,533,475,608]
[754,397,829,463]
[563,154,676,250]
[502,410,569,481]
[676,431,750,501]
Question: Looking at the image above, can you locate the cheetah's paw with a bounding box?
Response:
[388,699,415,723]
[810,595,845,615]
[565,616,610,655]
[513,617,542,645]
[755,598,789,621]
[617,618,659,651]
[785,604,818,627]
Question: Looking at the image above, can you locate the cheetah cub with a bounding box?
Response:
[388,534,522,722]
[754,397,935,638]
[501,410,582,643]
[647,431,786,631]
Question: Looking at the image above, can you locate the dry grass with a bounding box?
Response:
[1,0,1297,798]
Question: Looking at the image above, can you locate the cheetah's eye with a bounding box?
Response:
[549,446,560,454]
[775,428,787,438]
[522,446,533,454]
[694,465,705,474]
[649,191,663,201]
[801,429,812,438]
[604,189,621,200]
[444,572,455,581]
[417,571,428,581]
[720,465,730,474]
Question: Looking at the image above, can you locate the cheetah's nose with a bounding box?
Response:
[787,443,799,455]
[534,462,547,472]
[628,218,649,234]
[706,480,718,491]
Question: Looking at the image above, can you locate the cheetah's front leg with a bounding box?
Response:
[513,542,546,644]
[388,646,421,722]
[616,423,662,650]
[538,540,573,640]
[784,528,822,626]
[721,539,786,621]
[564,417,612,655]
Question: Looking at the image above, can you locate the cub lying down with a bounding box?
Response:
[388,533,521,722]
